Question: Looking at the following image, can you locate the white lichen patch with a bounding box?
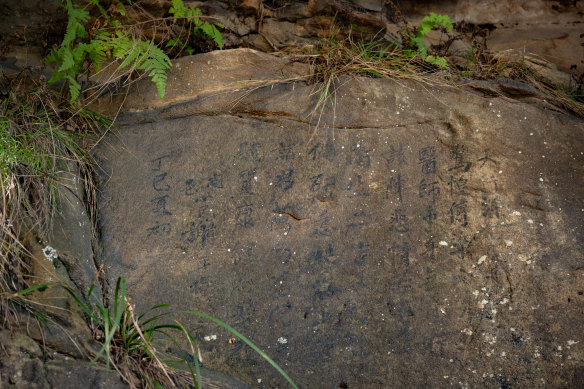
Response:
[439,241,448,246]
[203,335,217,341]
[505,240,513,247]
[277,337,288,344]
[534,346,542,358]
[479,299,489,309]
[478,255,487,265]
[42,246,58,262]
[461,328,473,336]
[517,254,532,264]
[483,333,497,345]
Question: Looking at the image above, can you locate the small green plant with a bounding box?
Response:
[0,70,106,325]
[46,0,171,102]
[404,12,454,69]
[63,276,298,388]
[46,0,224,103]
[169,0,224,50]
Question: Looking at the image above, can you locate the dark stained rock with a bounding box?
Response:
[44,359,128,389]
[0,330,126,389]
[0,331,50,388]
[94,49,584,388]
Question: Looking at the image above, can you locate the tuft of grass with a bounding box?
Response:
[0,68,108,327]
[63,275,298,388]
[269,23,443,138]
[458,45,584,117]
[261,11,583,124]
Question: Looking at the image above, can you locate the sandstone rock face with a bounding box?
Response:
[95,50,584,388]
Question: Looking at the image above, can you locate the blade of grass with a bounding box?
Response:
[174,320,202,389]
[16,282,53,295]
[127,302,176,387]
[180,310,298,389]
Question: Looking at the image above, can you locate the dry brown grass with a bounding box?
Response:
[0,68,104,326]
[270,20,584,119]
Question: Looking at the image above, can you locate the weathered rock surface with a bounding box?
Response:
[0,173,122,388]
[94,49,584,388]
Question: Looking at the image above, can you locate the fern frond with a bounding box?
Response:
[170,0,201,19]
[424,12,454,33]
[87,40,107,72]
[118,40,143,70]
[169,0,185,19]
[426,55,449,69]
[62,0,89,46]
[108,37,172,98]
[411,37,427,58]
[45,48,60,66]
[72,44,89,67]
[66,76,81,103]
[89,0,107,17]
[169,0,223,50]
[48,0,177,102]
[149,68,168,99]
[48,68,66,84]
[110,31,132,59]
[57,47,75,72]
[200,23,223,49]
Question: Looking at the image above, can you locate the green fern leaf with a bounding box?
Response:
[426,55,449,69]
[149,68,168,98]
[412,13,454,60]
[169,0,184,18]
[72,44,89,66]
[48,67,66,84]
[93,29,111,42]
[87,40,107,72]
[417,21,434,38]
[58,47,75,72]
[201,23,223,49]
[166,38,183,48]
[425,12,454,33]
[110,32,132,59]
[118,41,143,70]
[190,7,203,24]
[411,37,427,58]
[66,76,81,103]
[45,48,59,66]
[89,0,106,16]
[62,0,89,46]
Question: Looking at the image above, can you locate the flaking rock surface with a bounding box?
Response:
[94,49,584,388]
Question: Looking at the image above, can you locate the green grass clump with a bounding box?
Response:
[62,276,298,388]
[0,70,107,324]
